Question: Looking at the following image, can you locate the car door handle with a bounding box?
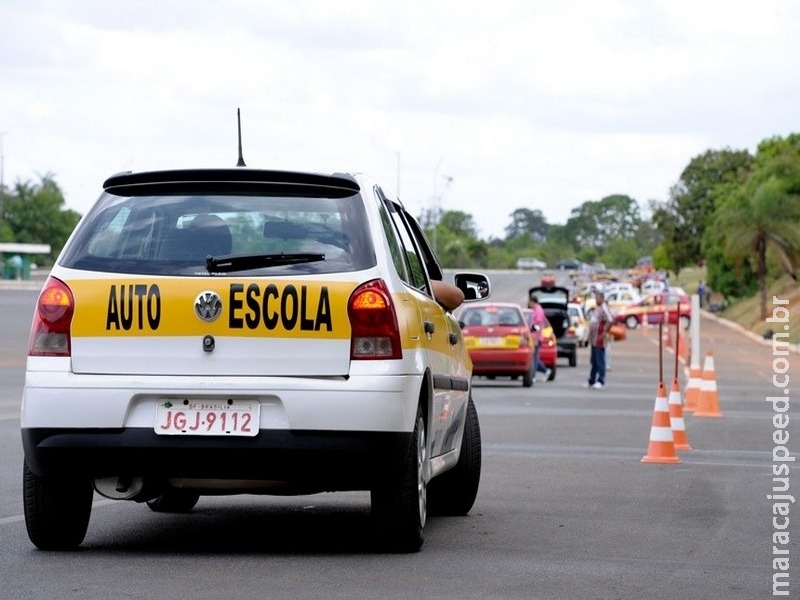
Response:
[424,320,435,335]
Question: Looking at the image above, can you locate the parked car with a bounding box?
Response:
[614,291,691,330]
[516,257,547,270]
[556,258,583,270]
[604,281,637,296]
[627,256,654,282]
[572,283,604,315]
[459,302,536,387]
[604,288,642,316]
[522,308,557,380]
[567,302,589,347]
[20,164,491,553]
[528,286,578,367]
[640,278,667,294]
[540,271,557,287]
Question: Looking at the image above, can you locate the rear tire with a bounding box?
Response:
[522,369,534,387]
[371,406,426,552]
[569,352,577,367]
[428,397,482,516]
[147,489,200,513]
[547,363,557,381]
[23,461,93,551]
[626,315,639,329]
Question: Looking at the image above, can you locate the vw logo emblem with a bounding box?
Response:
[194,291,223,322]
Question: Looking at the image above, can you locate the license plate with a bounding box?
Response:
[155,399,259,437]
[479,336,503,346]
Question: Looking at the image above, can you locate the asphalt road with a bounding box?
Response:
[0,272,798,599]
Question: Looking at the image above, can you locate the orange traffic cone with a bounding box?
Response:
[695,350,722,417]
[668,378,692,451]
[683,360,702,413]
[642,381,681,464]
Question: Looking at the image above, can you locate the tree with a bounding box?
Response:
[711,172,800,318]
[651,149,752,271]
[562,194,642,251]
[423,209,485,268]
[3,174,82,263]
[505,208,549,242]
[438,210,478,239]
[602,238,640,269]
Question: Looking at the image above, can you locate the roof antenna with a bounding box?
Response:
[236,108,246,167]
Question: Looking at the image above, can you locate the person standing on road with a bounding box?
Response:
[528,294,552,382]
[585,290,613,389]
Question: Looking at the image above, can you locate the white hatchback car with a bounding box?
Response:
[640,278,667,294]
[567,302,589,347]
[21,167,490,552]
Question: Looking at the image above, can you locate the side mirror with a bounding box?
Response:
[454,272,491,302]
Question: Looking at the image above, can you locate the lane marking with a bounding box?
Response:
[1,499,116,527]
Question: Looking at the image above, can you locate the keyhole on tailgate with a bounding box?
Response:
[203,335,215,352]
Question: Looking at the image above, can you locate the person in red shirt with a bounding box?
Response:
[584,290,613,389]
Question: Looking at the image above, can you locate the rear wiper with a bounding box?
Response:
[206,252,325,274]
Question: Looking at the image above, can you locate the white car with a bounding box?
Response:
[20,166,490,552]
[605,289,642,315]
[604,281,637,296]
[516,257,547,270]
[641,278,667,294]
[567,302,589,347]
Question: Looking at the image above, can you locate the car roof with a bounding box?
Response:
[529,285,569,295]
[466,302,524,311]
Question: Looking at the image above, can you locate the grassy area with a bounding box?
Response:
[672,269,800,344]
[671,267,705,298]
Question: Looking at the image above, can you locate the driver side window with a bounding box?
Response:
[376,189,429,292]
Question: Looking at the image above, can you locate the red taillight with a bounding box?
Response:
[28,277,74,357]
[347,279,402,360]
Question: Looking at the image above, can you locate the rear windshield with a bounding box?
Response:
[534,289,569,304]
[460,306,524,327]
[60,192,376,276]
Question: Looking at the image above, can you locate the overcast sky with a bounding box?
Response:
[1,0,797,239]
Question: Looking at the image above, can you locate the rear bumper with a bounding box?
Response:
[469,348,533,376]
[540,348,557,367]
[556,339,577,358]
[22,427,411,490]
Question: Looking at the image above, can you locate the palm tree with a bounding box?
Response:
[713,176,800,319]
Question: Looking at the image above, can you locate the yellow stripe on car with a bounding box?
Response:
[68,278,357,339]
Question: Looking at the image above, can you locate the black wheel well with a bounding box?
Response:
[420,369,432,428]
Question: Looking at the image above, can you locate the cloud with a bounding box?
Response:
[0,0,798,240]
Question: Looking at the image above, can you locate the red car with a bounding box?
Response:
[459,303,535,387]
[522,308,557,380]
[614,291,691,329]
